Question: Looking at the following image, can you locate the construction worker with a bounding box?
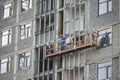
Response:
[59,33,66,51]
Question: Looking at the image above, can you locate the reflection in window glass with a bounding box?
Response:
[99,0,112,15]
[108,1,112,11]
[21,0,32,11]
[98,28,112,48]
[51,0,55,10]
[49,74,53,80]
[2,30,11,46]
[4,3,13,18]
[98,68,106,80]
[44,75,47,80]
[41,0,55,13]
[0,58,10,74]
[98,61,112,80]
[99,0,107,3]
[19,52,31,69]
[65,22,70,35]
[108,66,112,78]
[20,23,31,40]
[75,19,79,32]
[99,2,107,15]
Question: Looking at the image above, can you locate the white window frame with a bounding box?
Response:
[19,52,31,69]
[21,0,32,11]
[98,28,112,48]
[4,2,13,18]
[20,23,31,40]
[98,0,112,15]
[2,29,12,46]
[0,57,10,74]
[97,61,112,80]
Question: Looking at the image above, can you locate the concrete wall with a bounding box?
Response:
[0,0,35,80]
[0,27,15,56]
[0,0,17,29]
[15,50,33,80]
[89,0,119,29]
[112,57,119,80]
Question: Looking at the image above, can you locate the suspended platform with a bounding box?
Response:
[45,32,97,58]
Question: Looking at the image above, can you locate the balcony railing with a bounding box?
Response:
[45,32,97,58]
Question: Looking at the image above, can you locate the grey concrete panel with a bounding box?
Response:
[89,0,119,29]
[112,57,119,80]
[18,10,34,23]
[17,37,33,51]
[89,63,97,80]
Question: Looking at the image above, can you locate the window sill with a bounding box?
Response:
[20,36,31,41]
[98,11,112,17]
[1,43,12,48]
[0,71,10,75]
[21,8,33,13]
[2,15,16,20]
[97,44,112,49]
[18,66,30,71]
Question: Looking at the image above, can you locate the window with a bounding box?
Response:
[44,75,47,80]
[21,0,32,11]
[51,0,55,10]
[41,0,45,13]
[44,59,48,71]
[35,46,54,74]
[49,74,53,80]
[98,61,112,80]
[41,0,55,13]
[4,2,13,18]
[49,58,53,70]
[0,58,10,74]
[98,28,112,48]
[98,0,112,15]
[20,23,31,40]
[39,76,42,80]
[19,52,30,69]
[2,29,12,46]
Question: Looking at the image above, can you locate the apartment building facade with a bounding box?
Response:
[0,0,120,80]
